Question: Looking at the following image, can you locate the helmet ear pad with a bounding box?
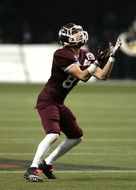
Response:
[58,35,69,46]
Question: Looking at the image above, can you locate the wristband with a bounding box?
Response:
[108,57,115,62]
[87,64,97,74]
[94,60,100,66]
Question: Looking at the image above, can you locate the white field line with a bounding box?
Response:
[1,170,136,174]
[1,138,136,146]
[1,126,136,130]
[1,138,136,142]
[85,138,136,141]
[1,152,136,156]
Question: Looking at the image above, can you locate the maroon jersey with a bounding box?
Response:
[36,46,95,108]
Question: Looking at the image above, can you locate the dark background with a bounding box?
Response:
[0,0,136,79]
[0,0,135,43]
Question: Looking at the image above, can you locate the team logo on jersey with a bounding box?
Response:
[83,52,95,66]
[86,53,95,61]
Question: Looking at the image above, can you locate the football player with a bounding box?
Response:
[24,23,121,182]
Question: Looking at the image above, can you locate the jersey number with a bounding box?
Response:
[62,75,77,89]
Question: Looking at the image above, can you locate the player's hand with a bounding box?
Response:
[109,38,122,58]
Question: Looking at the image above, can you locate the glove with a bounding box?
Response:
[109,38,122,58]
[96,47,111,64]
[96,41,116,64]
[96,38,122,64]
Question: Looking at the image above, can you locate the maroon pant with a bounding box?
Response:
[37,104,83,139]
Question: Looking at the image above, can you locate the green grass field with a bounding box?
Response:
[0,80,136,190]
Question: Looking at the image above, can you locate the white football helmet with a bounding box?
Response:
[58,23,88,47]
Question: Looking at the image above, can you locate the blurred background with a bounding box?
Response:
[0,0,136,82]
